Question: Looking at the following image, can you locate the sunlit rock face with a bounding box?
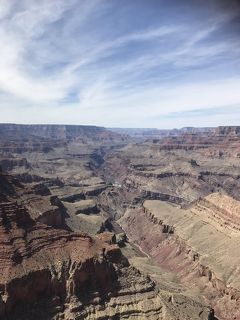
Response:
[0,171,166,320]
[1,125,240,319]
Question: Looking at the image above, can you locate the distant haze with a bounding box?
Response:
[0,0,240,128]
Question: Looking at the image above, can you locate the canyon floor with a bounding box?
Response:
[0,124,239,319]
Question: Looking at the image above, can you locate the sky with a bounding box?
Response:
[0,0,240,128]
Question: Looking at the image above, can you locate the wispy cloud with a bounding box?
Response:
[163,105,240,119]
[0,0,239,127]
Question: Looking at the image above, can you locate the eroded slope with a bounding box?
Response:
[120,195,240,319]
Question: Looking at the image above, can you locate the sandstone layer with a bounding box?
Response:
[0,170,210,319]
[119,196,240,319]
[0,171,162,320]
[1,124,240,319]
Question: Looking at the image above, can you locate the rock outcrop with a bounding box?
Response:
[0,172,168,320]
[2,124,240,319]
[191,193,240,233]
[0,124,121,142]
[119,197,240,320]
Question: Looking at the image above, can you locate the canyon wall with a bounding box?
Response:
[119,196,240,320]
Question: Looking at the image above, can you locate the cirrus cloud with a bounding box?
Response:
[0,0,239,128]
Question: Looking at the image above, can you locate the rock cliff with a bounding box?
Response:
[0,170,210,320]
[2,125,239,319]
[119,197,240,320]
[0,171,168,319]
[0,124,121,142]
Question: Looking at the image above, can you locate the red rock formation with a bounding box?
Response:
[0,171,166,320]
[156,126,240,157]
[0,196,120,319]
[120,200,240,320]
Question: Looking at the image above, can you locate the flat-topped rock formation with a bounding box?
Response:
[153,126,240,157]
[68,199,99,215]
[109,127,213,141]
[2,125,240,319]
[191,193,240,233]
[0,172,165,319]
[214,126,240,136]
[0,157,30,171]
[0,170,211,319]
[0,123,121,142]
[119,196,240,320]
[99,127,240,213]
[0,124,126,160]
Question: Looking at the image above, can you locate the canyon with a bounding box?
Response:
[0,123,239,319]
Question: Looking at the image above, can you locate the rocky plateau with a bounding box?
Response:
[0,123,239,319]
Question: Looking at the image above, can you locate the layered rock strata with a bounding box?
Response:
[0,198,164,319]
[0,171,209,320]
[119,196,240,319]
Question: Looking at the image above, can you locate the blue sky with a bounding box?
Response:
[0,0,240,128]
